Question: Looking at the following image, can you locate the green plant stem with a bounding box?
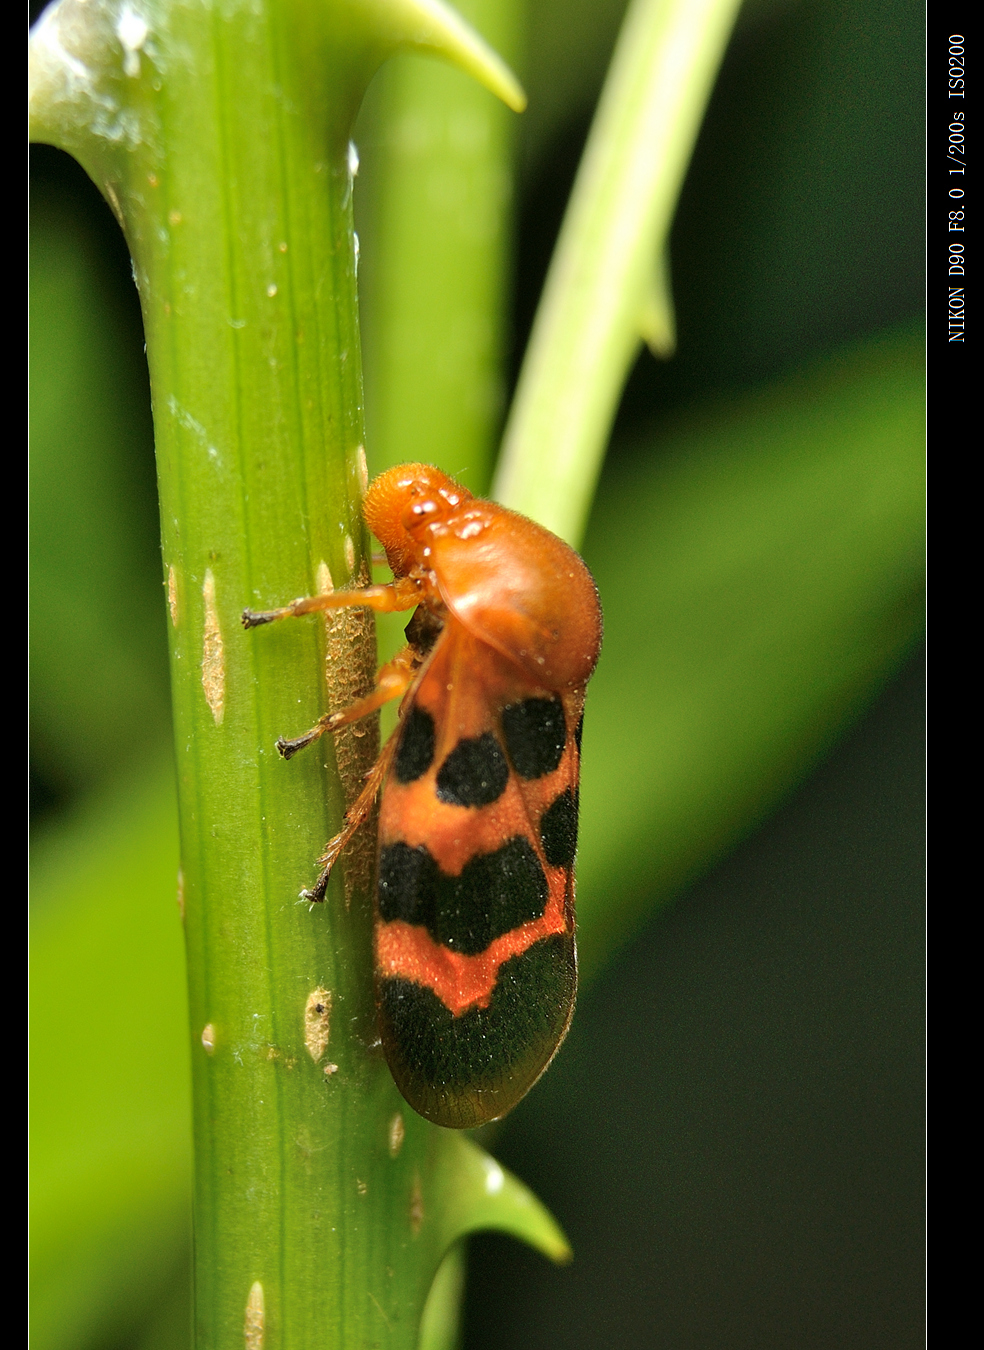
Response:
[30,2,560,1345]
[357,0,523,496]
[494,0,742,543]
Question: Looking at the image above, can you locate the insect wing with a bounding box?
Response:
[373,627,581,1128]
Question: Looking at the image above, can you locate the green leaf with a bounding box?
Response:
[29,761,188,1350]
[576,324,925,976]
[430,1133,572,1260]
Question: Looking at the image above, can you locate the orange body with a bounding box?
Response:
[364,465,601,1126]
[244,463,602,1127]
[364,463,601,690]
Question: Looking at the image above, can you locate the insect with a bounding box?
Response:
[243,463,602,1128]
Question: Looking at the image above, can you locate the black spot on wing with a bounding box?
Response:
[395,705,435,783]
[436,732,509,806]
[377,934,575,1127]
[378,842,438,930]
[436,837,548,955]
[378,836,547,954]
[501,696,567,779]
[540,787,579,868]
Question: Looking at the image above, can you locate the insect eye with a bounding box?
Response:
[403,498,439,530]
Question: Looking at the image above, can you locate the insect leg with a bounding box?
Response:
[276,647,417,760]
[242,576,421,628]
[302,730,401,903]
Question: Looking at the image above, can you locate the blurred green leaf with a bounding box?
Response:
[29,759,188,1350]
[29,172,168,810]
[577,324,924,975]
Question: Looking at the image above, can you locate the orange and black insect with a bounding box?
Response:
[243,463,602,1128]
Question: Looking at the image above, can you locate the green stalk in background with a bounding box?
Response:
[356,0,522,494]
[30,2,563,1346]
[495,0,743,544]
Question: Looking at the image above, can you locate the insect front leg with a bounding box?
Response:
[276,646,417,760]
[242,574,428,903]
[242,575,422,628]
[286,644,418,903]
[302,731,401,903]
